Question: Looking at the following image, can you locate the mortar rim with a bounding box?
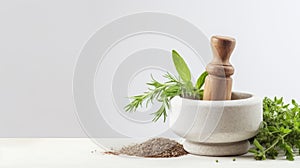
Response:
[173,91,261,107]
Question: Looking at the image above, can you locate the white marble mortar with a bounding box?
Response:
[169,92,263,156]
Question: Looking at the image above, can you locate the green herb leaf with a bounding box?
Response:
[248,148,258,154]
[172,50,191,83]
[253,139,264,152]
[195,71,208,89]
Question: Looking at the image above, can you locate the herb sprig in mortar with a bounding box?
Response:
[125,50,208,122]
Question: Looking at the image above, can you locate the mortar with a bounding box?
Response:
[169,92,262,156]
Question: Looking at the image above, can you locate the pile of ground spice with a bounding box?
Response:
[105,137,188,158]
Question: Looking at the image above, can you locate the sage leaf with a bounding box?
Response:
[172,50,191,82]
[195,71,208,89]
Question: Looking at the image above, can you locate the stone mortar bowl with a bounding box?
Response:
[169,92,262,156]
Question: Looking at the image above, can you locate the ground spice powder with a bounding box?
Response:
[105,138,188,158]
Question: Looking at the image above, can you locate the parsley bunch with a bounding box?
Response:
[249,97,300,160]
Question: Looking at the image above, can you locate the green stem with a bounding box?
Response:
[264,133,290,153]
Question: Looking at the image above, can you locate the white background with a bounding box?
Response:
[0,0,300,137]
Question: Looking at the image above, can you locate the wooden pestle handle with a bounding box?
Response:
[203,36,236,100]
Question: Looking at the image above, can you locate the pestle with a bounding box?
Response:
[203,36,236,100]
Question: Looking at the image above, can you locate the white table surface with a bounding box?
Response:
[0,138,299,168]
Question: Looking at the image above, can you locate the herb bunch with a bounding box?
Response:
[125,50,208,122]
[249,97,300,161]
